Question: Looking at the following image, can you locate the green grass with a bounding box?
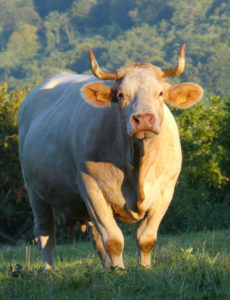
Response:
[0,230,230,300]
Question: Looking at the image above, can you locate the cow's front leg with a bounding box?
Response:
[81,173,124,269]
[87,221,111,269]
[136,198,171,268]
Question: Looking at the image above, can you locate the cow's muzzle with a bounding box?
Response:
[129,113,160,139]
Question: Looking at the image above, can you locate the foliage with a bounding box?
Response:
[0,230,230,299]
[0,85,40,244]
[0,0,230,96]
[0,82,230,243]
[162,97,230,233]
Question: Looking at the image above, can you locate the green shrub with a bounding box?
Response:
[162,97,230,233]
[0,86,230,243]
[0,83,32,244]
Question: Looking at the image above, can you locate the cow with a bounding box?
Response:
[18,44,203,270]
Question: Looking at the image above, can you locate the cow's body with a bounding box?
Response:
[18,46,203,269]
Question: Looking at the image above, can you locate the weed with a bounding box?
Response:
[8,264,24,278]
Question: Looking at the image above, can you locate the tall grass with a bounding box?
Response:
[0,230,230,299]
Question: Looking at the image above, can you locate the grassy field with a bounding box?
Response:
[0,230,230,300]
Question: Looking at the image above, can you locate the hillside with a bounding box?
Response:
[0,0,230,96]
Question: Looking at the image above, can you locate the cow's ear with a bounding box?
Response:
[164,82,203,109]
[82,82,113,107]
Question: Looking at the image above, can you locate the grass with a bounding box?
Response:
[0,230,230,300]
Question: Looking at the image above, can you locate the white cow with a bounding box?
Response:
[18,45,203,269]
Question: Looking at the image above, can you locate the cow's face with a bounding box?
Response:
[115,68,164,139]
[82,45,203,140]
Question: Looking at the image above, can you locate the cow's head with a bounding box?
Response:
[82,45,203,140]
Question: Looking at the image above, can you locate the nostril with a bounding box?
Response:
[132,115,140,125]
[149,115,155,125]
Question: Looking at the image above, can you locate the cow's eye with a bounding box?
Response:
[118,92,124,100]
[159,91,164,97]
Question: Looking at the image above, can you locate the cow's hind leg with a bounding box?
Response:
[87,221,111,269]
[28,188,55,270]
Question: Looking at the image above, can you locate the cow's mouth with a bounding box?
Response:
[131,129,159,140]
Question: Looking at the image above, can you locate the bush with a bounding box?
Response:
[0,84,32,243]
[162,97,230,233]
[0,87,230,244]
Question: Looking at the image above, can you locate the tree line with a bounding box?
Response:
[0,0,230,97]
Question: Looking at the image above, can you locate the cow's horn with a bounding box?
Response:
[89,50,122,80]
[161,44,186,78]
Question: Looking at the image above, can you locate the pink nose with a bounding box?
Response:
[131,113,155,128]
